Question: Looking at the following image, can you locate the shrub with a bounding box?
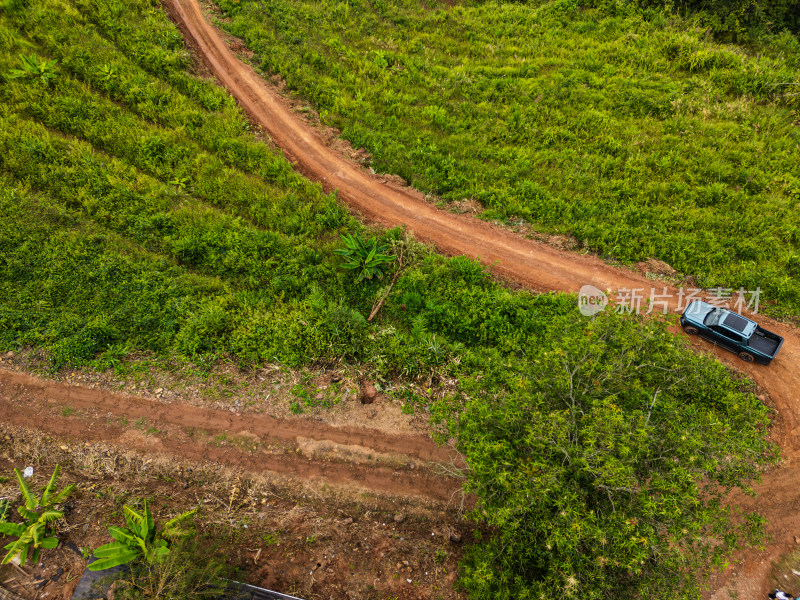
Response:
[0,465,75,566]
[646,0,800,39]
[446,312,776,599]
[88,501,196,571]
[334,233,395,283]
[7,54,58,85]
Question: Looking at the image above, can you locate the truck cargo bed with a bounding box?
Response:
[749,329,781,356]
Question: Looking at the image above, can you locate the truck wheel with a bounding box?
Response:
[738,352,755,363]
[683,326,699,335]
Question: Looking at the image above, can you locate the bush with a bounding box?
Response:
[0,465,75,567]
[446,311,776,599]
[644,0,800,39]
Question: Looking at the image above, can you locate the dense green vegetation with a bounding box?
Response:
[0,0,778,597]
[625,0,800,40]
[438,311,774,599]
[214,0,800,317]
[0,0,582,377]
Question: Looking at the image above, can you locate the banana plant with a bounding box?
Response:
[88,501,196,571]
[8,54,59,85]
[334,233,395,283]
[0,465,75,566]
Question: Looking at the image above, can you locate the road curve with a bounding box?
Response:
[163,0,800,453]
[159,0,800,594]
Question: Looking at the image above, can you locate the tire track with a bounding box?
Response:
[0,369,462,503]
[0,370,453,463]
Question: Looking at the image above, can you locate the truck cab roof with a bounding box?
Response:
[684,301,757,338]
[681,300,783,364]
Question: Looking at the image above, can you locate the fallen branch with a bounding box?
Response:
[368,247,405,322]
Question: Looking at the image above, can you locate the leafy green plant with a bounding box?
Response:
[8,54,58,84]
[113,536,231,600]
[0,465,75,566]
[334,233,394,283]
[88,501,196,571]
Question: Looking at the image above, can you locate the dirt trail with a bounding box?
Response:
[0,369,462,502]
[0,370,452,463]
[162,0,800,449]
[158,0,800,594]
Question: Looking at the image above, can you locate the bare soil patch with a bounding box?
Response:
[0,350,434,438]
[0,368,464,502]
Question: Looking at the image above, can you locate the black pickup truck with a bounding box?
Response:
[680,300,784,365]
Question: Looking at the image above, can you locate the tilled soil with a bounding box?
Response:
[0,426,470,600]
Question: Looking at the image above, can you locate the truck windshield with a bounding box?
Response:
[704,310,723,327]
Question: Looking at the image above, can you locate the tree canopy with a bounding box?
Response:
[444,311,776,599]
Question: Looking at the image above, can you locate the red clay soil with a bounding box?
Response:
[157,0,800,594]
[0,369,462,503]
[0,370,453,464]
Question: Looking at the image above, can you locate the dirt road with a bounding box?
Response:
[157,0,800,593]
[163,0,800,444]
[0,369,463,502]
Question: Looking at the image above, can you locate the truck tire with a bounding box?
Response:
[738,352,755,363]
[683,326,699,335]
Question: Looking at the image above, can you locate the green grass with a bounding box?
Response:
[0,0,586,378]
[213,0,800,317]
[1,0,626,382]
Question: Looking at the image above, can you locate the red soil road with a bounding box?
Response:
[0,369,462,503]
[161,0,800,449]
[0,370,452,463]
[160,0,800,593]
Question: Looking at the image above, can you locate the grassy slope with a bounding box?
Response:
[213,0,800,317]
[0,0,585,380]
